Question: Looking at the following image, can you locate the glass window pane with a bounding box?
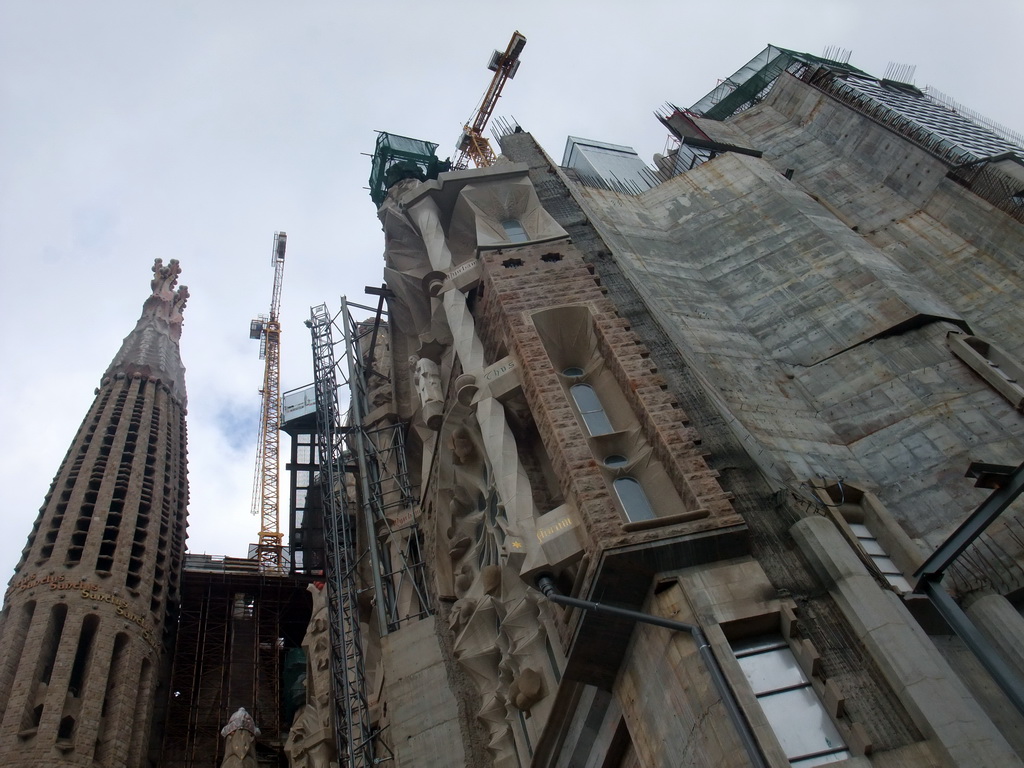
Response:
[581,409,614,436]
[847,523,871,537]
[884,573,914,592]
[570,384,602,412]
[869,554,899,573]
[613,478,656,522]
[737,648,808,694]
[759,686,846,760]
[858,538,885,556]
[570,384,614,436]
[501,219,529,243]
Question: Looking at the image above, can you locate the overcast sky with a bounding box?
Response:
[2,1,1022,582]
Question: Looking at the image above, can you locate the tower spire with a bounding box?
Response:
[103,258,189,402]
[0,259,190,768]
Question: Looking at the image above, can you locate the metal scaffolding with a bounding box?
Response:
[309,302,375,768]
[307,296,432,766]
[157,558,311,767]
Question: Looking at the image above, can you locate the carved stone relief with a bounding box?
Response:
[439,411,556,767]
[410,355,444,430]
[285,584,339,768]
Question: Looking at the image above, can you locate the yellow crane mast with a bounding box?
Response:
[249,231,287,570]
[453,30,526,171]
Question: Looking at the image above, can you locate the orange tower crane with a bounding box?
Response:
[453,30,526,171]
[249,231,287,570]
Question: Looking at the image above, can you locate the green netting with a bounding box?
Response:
[283,647,307,724]
[692,44,869,122]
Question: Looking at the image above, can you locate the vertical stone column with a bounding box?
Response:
[407,197,486,371]
[965,592,1024,681]
[405,195,537,542]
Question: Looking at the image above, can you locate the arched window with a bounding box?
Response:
[569,383,614,436]
[613,477,656,522]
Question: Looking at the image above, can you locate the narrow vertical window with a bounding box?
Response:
[569,383,614,436]
[68,614,99,697]
[22,603,67,732]
[0,600,35,725]
[613,477,656,522]
[731,635,850,766]
[501,219,529,243]
[947,333,1024,410]
[847,523,913,592]
[95,633,129,765]
[128,658,154,766]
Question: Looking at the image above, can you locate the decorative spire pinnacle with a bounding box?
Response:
[102,258,189,402]
[145,258,190,341]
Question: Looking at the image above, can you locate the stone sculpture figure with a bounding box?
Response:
[220,708,260,768]
[410,355,444,430]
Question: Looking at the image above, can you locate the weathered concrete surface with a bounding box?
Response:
[793,516,1023,768]
[730,74,1024,360]
[567,111,1024,553]
[381,617,468,768]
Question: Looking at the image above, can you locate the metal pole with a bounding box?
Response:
[910,461,1024,718]
[535,577,768,768]
[340,297,389,636]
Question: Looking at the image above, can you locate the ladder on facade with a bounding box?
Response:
[308,303,374,768]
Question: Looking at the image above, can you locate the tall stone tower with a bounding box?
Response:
[0,259,190,767]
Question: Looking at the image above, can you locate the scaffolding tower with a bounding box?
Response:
[157,557,311,767]
[306,296,432,766]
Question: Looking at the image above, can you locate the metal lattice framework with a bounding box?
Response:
[158,559,309,767]
[251,232,288,570]
[339,297,430,634]
[453,31,526,171]
[309,303,374,768]
[307,296,433,765]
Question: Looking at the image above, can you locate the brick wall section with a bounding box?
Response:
[475,242,738,554]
